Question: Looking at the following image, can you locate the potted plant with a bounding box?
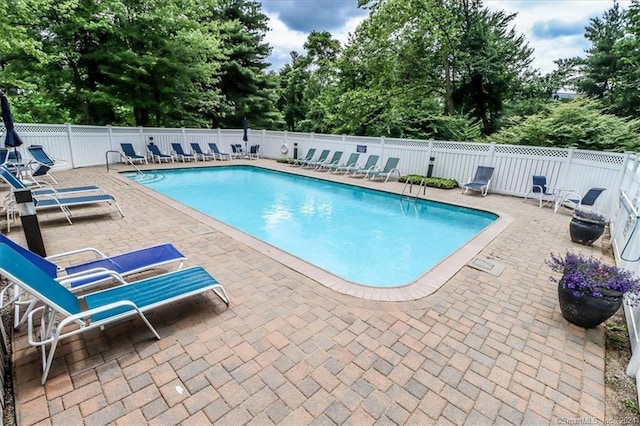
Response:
[547,252,640,328]
[569,208,607,246]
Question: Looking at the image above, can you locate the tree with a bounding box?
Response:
[576,1,626,106]
[211,0,282,130]
[489,98,640,151]
[277,52,310,131]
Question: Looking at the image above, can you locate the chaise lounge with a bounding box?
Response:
[0,242,229,384]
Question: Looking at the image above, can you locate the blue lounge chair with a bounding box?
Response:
[365,157,401,182]
[462,166,495,197]
[208,143,231,161]
[0,233,186,326]
[230,144,246,159]
[0,242,228,384]
[293,148,316,166]
[329,153,360,174]
[523,175,555,208]
[0,170,122,226]
[249,144,260,159]
[303,149,330,168]
[27,145,65,183]
[0,165,102,197]
[560,187,606,212]
[147,144,174,163]
[349,155,380,177]
[120,143,148,165]
[316,151,343,171]
[190,143,215,161]
[0,165,115,229]
[171,143,197,162]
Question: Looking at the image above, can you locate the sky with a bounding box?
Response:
[259,0,630,75]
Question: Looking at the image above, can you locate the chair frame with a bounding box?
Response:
[294,149,316,166]
[462,166,495,197]
[365,157,401,182]
[329,153,360,174]
[208,143,231,161]
[171,143,197,162]
[120,143,148,165]
[0,242,228,384]
[523,175,556,208]
[349,155,380,177]
[560,187,606,212]
[303,149,330,168]
[317,151,343,171]
[248,144,260,160]
[0,165,122,227]
[147,144,174,163]
[190,143,215,161]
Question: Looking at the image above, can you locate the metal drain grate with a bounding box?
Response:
[467,256,505,276]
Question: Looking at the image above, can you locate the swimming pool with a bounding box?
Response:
[128,166,498,288]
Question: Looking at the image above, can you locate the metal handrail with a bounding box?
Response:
[401,178,427,199]
[105,150,145,175]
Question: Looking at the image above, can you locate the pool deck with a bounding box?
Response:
[4,159,609,425]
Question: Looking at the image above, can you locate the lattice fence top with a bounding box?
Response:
[8,124,67,133]
[433,141,490,152]
[573,150,626,165]
[495,145,568,158]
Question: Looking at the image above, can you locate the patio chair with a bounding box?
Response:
[561,187,606,212]
[523,175,555,208]
[316,151,343,171]
[120,143,148,165]
[303,149,330,168]
[147,144,174,163]
[329,153,360,174]
[0,233,186,327]
[293,148,316,166]
[0,165,116,229]
[171,143,197,162]
[248,144,260,159]
[349,155,380,177]
[0,242,228,384]
[365,157,401,182]
[462,166,494,197]
[27,145,66,183]
[230,144,246,158]
[208,143,231,161]
[27,145,66,169]
[190,143,215,161]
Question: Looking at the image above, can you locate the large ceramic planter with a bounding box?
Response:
[569,216,605,246]
[557,282,623,328]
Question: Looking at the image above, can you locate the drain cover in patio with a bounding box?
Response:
[467,256,505,276]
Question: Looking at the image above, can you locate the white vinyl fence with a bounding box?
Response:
[6,122,640,398]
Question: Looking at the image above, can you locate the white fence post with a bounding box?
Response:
[65,123,76,169]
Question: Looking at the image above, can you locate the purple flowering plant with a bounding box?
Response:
[573,208,607,223]
[547,252,640,304]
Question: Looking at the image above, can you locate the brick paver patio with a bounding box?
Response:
[4,159,607,425]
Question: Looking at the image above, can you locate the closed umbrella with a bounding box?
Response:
[242,117,248,154]
[1,92,24,161]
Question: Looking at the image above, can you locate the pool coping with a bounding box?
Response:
[114,162,513,301]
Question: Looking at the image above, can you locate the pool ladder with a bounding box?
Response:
[401,179,427,199]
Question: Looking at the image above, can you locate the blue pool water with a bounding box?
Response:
[129,166,497,287]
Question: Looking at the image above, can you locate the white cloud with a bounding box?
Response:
[264,12,308,70]
[487,0,628,74]
[263,9,366,71]
[263,1,629,74]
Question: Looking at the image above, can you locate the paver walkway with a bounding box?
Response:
[4,159,607,425]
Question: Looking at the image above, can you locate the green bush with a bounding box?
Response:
[399,175,458,189]
[276,158,295,164]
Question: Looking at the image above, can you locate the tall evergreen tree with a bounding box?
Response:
[211,0,282,129]
[577,1,626,105]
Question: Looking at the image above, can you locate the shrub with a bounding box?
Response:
[399,175,458,189]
